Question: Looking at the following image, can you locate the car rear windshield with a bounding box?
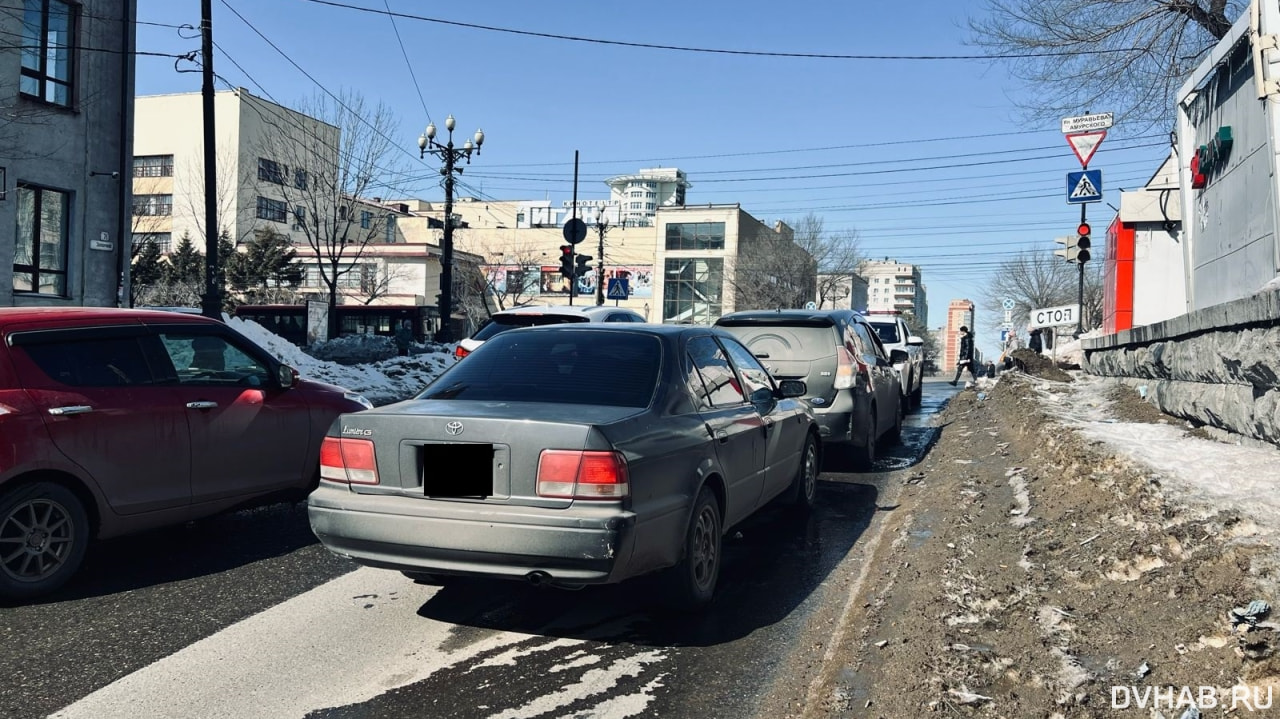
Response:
[869,322,900,344]
[470,313,589,341]
[420,330,661,408]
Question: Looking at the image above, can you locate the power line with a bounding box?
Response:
[381,0,432,126]
[294,0,1146,61]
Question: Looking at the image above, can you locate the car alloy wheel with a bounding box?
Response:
[789,436,818,509]
[0,483,88,598]
[665,487,721,611]
[691,504,719,591]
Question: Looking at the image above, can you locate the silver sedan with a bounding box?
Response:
[307,324,820,610]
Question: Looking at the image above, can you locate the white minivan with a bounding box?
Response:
[454,305,646,359]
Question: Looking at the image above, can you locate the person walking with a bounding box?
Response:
[950,326,978,386]
[394,320,414,357]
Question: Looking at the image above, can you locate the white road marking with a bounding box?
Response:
[49,567,667,719]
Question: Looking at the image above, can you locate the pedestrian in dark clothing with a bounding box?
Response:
[394,320,413,356]
[950,326,978,386]
[1028,327,1043,353]
[986,360,997,378]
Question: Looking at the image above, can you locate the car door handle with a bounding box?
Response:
[186,401,218,410]
[47,405,93,416]
[763,417,775,434]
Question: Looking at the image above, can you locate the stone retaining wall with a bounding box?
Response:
[1082,290,1280,446]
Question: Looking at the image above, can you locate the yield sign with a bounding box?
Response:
[1066,130,1106,167]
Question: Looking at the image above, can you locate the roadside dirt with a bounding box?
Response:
[807,375,1280,718]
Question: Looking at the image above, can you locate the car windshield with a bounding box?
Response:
[420,330,661,407]
[469,313,590,341]
[869,322,901,344]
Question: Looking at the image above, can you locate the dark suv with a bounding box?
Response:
[715,309,904,467]
[0,308,371,600]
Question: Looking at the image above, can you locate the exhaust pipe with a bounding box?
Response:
[525,570,552,586]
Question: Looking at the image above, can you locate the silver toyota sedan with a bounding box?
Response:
[307,323,820,610]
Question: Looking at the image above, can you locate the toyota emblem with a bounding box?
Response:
[445,421,464,436]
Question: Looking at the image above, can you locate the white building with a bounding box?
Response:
[604,168,690,227]
[859,258,928,320]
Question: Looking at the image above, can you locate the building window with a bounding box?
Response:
[132,232,173,252]
[293,206,306,225]
[645,202,655,211]
[663,257,723,325]
[13,183,69,296]
[384,215,397,243]
[665,222,725,251]
[294,168,308,190]
[20,0,75,107]
[360,210,372,229]
[256,196,288,223]
[131,194,172,216]
[257,158,286,185]
[302,264,364,289]
[132,155,174,178]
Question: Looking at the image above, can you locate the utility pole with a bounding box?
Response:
[418,116,484,343]
[595,210,611,306]
[569,150,579,306]
[198,0,221,320]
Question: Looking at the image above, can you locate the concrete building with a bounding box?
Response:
[859,258,928,320]
[817,273,869,311]
[604,168,689,227]
[2,0,137,307]
[132,88,342,252]
[942,299,976,370]
[654,205,812,324]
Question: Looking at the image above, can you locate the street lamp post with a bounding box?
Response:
[594,211,611,306]
[418,115,484,343]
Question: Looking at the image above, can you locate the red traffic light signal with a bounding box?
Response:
[1077,222,1091,237]
[559,245,574,278]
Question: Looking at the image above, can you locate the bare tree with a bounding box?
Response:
[968,0,1244,130]
[730,213,843,311]
[981,250,1104,333]
[357,262,416,305]
[255,90,409,337]
[483,247,546,311]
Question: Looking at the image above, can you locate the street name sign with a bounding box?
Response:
[1066,130,1106,167]
[606,278,630,300]
[1067,169,1103,204]
[1061,112,1114,133]
[1029,303,1080,329]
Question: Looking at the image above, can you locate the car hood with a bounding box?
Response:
[358,398,647,425]
[296,377,353,395]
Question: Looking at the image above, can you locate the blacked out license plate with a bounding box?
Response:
[422,443,495,498]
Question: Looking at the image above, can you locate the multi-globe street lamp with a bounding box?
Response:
[418,115,484,343]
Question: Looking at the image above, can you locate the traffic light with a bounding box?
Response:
[1054,223,1092,264]
[575,253,593,279]
[558,245,574,278]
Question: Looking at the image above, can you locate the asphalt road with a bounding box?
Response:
[3,382,961,719]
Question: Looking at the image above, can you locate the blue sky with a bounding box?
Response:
[134,0,1173,353]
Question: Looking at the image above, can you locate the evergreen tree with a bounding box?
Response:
[166,231,204,285]
[130,238,164,306]
[233,229,304,297]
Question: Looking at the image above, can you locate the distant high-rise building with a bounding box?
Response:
[858,258,928,320]
[604,168,689,227]
[943,299,976,369]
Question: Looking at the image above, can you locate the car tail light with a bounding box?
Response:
[0,404,14,416]
[833,346,860,390]
[320,437,379,485]
[536,450,629,500]
[454,345,471,360]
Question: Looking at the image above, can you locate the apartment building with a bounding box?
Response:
[859,258,929,320]
[2,0,137,307]
[942,299,977,369]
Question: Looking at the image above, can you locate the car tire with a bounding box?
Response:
[884,398,904,446]
[785,434,819,511]
[0,482,89,602]
[910,378,923,410]
[663,487,722,612]
[855,409,877,471]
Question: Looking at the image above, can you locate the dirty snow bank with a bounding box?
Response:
[224,316,455,405]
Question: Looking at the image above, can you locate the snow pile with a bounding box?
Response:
[224,316,455,405]
[1032,373,1280,545]
[1049,328,1102,368]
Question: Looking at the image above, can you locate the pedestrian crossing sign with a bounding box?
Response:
[1066,169,1103,204]
[607,278,630,300]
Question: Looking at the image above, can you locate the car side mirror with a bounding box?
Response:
[749,387,775,405]
[889,349,910,364]
[276,364,297,389]
[907,335,925,346]
[776,379,807,398]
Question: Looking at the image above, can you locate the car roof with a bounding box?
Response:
[495,304,639,318]
[716,309,864,324]
[511,323,722,338]
[0,306,223,331]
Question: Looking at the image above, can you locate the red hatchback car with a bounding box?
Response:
[0,308,372,600]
